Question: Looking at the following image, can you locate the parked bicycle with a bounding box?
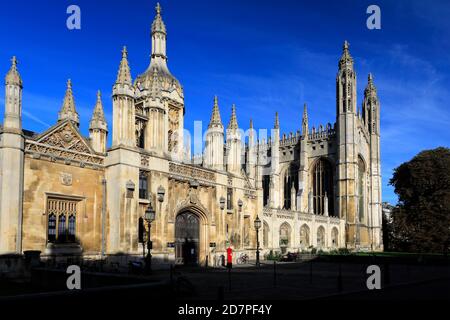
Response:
[236,253,249,265]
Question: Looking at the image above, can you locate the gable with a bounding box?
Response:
[34,120,93,154]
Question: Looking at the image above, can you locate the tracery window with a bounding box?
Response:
[47,198,78,243]
[311,158,334,216]
[279,223,291,247]
[262,175,270,206]
[331,227,339,248]
[317,226,325,249]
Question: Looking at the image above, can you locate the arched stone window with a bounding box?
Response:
[311,158,334,216]
[331,227,339,248]
[300,224,310,248]
[358,157,365,223]
[263,221,270,248]
[262,175,270,206]
[279,222,291,248]
[317,226,325,249]
[48,214,56,243]
[283,163,299,210]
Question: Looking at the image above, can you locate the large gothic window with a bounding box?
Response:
[300,224,310,248]
[358,157,365,223]
[283,164,299,210]
[47,198,78,243]
[311,158,334,216]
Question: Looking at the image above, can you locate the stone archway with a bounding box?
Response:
[174,204,209,266]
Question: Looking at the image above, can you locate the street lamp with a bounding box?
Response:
[157,185,165,203]
[144,203,156,273]
[237,199,243,212]
[219,196,226,211]
[254,215,262,267]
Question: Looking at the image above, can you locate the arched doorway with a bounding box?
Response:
[175,212,200,265]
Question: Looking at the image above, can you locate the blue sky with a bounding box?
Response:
[0,0,449,204]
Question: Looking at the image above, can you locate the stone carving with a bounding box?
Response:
[169,162,215,183]
[60,172,73,186]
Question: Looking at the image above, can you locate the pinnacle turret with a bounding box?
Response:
[339,40,354,70]
[58,79,79,125]
[115,46,132,85]
[208,96,223,128]
[89,90,108,131]
[5,56,22,87]
[227,104,239,130]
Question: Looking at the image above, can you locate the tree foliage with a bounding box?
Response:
[389,147,450,253]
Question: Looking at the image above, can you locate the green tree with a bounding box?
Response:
[389,147,450,253]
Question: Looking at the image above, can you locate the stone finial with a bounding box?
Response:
[364,73,377,97]
[115,46,132,85]
[302,103,309,138]
[249,118,253,129]
[208,95,223,128]
[89,90,108,131]
[58,79,79,125]
[339,40,354,70]
[152,2,166,34]
[274,112,279,129]
[5,56,22,87]
[227,104,238,130]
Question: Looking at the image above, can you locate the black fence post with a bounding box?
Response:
[309,260,313,284]
[170,264,174,289]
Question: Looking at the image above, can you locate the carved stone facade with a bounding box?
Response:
[0,4,382,263]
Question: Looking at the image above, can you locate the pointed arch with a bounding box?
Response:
[300,224,310,248]
[279,222,292,247]
[331,227,339,248]
[317,225,326,249]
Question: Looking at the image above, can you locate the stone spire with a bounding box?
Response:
[339,40,354,70]
[151,2,167,60]
[5,56,22,87]
[115,46,132,85]
[58,79,79,126]
[302,103,308,138]
[249,118,253,129]
[364,73,377,97]
[274,112,279,129]
[89,90,108,131]
[208,96,223,128]
[227,104,238,131]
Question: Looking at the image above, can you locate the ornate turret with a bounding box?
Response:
[58,79,79,126]
[339,40,354,71]
[89,91,108,153]
[135,3,182,97]
[115,46,132,86]
[226,104,241,175]
[0,56,25,253]
[204,96,224,170]
[112,47,135,147]
[5,56,22,88]
[274,112,279,129]
[302,103,308,139]
[3,56,23,131]
[208,96,223,128]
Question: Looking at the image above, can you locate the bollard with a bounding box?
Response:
[309,260,313,284]
[273,261,277,287]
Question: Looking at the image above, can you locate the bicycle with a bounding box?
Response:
[236,253,249,265]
